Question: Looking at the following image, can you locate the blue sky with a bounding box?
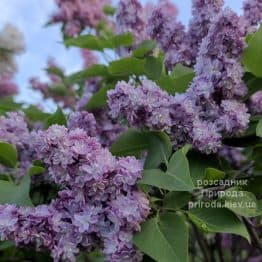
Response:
[0,0,243,104]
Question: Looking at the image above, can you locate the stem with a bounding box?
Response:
[192,224,212,262]
[215,234,224,262]
[243,217,262,253]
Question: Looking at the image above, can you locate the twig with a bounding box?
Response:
[191,224,212,262]
[243,217,262,253]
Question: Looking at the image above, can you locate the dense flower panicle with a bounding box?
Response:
[94,109,126,147]
[108,79,172,130]
[187,0,224,61]
[194,9,247,100]
[249,90,262,114]
[184,9,250,151]
[0,125,150,261]
[192,120,221,153]
[169,93,199,147]
[0,112,33,178]
[51,0,111,36]
[0,74,18,97]
[68,111,97,137]
[216,100,250,135]
[116,0,148,45]
[147,1,193,68]
[147,0,179,51]
[243,0,262,32]
[196,8,246,59]
[0,112,29,148]
[108,79,224,152]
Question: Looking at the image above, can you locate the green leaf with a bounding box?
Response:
[188,151,219,186]
[0,241,14,251]
[144,132,172,169]
[144,56,163,80]
[242,25,262,77]
[23,105,50,122]
[188,207,250,242]
[110,129,149,157]
[133,40,157,58]
[28,165,45,176]
[170,64,195,93]
[134,213,188,262]
[67,64,109,84]
[103,5,116,16]
[65,35,104,50]
[156,75,176,94]
[163,192,192,210]
[155,64,194,95]
[204,168,225,182]
[110,129,172,168]
[77,250,104,262]
[0,175,33,206]
[86,85,113,110]
[65,33,133,51]
[140,169,194,191]
[252,144,262,171]
[220,187,261,217]
[243,176,262,194]
[0,142,17,168]
[244,73,262,97]
[111,33,133,48]
[46,66,64,79]
[109,57,145,76]
[44,107,67,128]
[256,119,262,137]
[0,97,23,113]
[166,149,194,189]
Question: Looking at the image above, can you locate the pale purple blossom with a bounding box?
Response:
[243,0,262,33]
[187,0,224,60]
[0,124,150,261]
[51,0,111,36]
[249,90,262,114]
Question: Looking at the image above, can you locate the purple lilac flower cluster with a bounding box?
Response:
[249,91,262,114]
[51,0,111,36]
[147,0,225,68]
[0,125,150,262]
[187,9,250,150]
[115,0,154,56]
[187,0,224,62]
[68,111,97,137]
[243,0,262,33]
[0,112,30,150]
[107,79,199,149]
[0,112,33,178]
[147,0,192,68]
[116,0,147,45]
[108,79,172,130]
